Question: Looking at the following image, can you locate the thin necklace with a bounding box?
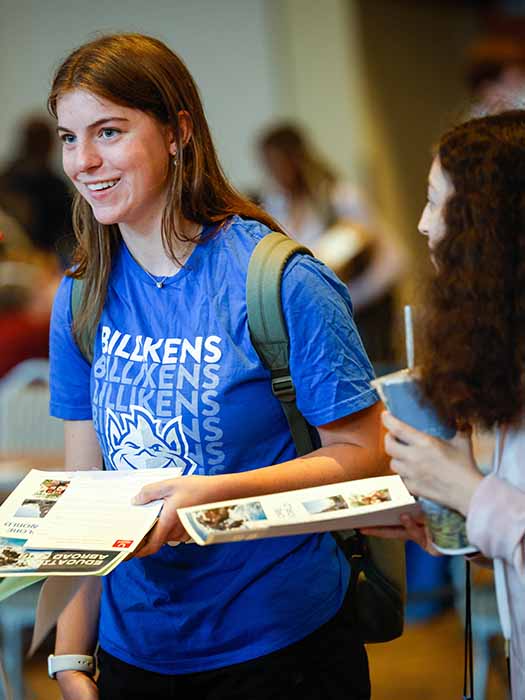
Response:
[142,268,169,289]
[130,241,197,289]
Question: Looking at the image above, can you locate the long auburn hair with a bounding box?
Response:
[419,110,525,429]
[258,123,338,225]
[48,33,283,339]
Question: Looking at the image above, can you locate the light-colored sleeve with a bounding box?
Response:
[466,473,525,579]
[331,182,373,226]
[331,183,408,311]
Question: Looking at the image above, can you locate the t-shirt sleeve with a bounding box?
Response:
[281,254,379,426]
[49,276,93,420]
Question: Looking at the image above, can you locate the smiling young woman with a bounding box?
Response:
[47,33,386,700]
[47,33,280,345]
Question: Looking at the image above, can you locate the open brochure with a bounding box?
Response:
[178,474,420,545]
[0,467,183,576]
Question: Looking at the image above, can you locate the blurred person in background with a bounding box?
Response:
[466,33,525,114]
[0,205,33,257]
[258,123,407,373]
[0,114,73,263]
[0,203,57,378]
[0,254,59,378]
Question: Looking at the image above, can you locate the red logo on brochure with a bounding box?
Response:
[113,539,133,549]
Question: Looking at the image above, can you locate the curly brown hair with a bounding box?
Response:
[419,110,525,430]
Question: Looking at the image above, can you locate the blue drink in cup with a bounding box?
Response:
[372,369,477,555]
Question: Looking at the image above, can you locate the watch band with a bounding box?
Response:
[47,654,96,679]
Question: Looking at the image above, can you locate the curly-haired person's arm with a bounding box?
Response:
[467,473,525,580]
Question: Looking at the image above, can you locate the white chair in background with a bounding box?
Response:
[0,359,63,453]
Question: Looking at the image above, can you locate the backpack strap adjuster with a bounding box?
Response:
[271,372,296,402]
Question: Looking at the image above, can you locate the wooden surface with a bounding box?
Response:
[0,452,64,468]
[22,609,508,700]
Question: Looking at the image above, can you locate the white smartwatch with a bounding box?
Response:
[47,654,96,679]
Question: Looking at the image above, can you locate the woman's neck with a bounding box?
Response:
[119,217,200,276]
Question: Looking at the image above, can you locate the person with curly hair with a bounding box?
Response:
[362,110,525,698]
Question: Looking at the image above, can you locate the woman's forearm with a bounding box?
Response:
[212,442,389,503]
[55,577,101,654]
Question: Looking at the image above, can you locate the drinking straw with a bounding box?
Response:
[404,305,414,369]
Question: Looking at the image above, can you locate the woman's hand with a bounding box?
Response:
[57,670,98,700]
[382,411,483,516]
[361,512,441,556]
[131,475,219,557]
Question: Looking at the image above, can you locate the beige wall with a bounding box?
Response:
[266,0,369,183]
[264,0,481,357]
[354,0,480,281]
[1,0,482,291]
[0,0,279,190]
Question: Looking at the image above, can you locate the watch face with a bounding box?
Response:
[47,654,56,679]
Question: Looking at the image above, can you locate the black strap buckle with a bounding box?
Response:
[271,375,296,402]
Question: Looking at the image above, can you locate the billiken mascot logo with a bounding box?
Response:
[105,406,197,473]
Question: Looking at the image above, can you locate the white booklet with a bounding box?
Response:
[0,467,182,576]
[179,474,420,545]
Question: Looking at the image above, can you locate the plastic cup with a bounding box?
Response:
[417,498,476,555]
[372,369,455,440]
[372,369,477,555]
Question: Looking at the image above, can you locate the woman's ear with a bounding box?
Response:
[178,111,193,145]
[169,110,193,156]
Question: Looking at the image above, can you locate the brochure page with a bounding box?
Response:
[179,474,420,545]
[0,467,182,576]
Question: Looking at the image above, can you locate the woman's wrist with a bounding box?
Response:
[49,653,96,679]
[454,469,484,517]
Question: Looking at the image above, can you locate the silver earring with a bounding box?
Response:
[172,156,178,167]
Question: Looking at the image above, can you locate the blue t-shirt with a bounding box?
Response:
[49,216,379,674]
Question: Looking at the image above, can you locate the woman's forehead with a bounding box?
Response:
[56,89,151,131]
[57,89,128,116]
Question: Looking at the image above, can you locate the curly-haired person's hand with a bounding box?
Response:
[382,411,483,516]
[361,511,441,556]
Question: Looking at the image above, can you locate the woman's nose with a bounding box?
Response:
[75,141,102,172]
[417,208,429,237]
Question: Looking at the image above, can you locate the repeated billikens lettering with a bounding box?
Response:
[92,325,226,475]
[100,327,222,365]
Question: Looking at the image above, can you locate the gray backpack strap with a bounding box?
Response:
[247,232,406,644]
[71,278,95,365]
[246,232,314,457]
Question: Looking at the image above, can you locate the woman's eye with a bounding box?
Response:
[101,128,119,139]
[60,133,76,145]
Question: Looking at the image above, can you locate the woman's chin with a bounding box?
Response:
[91,209,120,226]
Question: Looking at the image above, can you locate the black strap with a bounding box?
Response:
[246,232,314,457]
[506,642,512,697]
[463,559,474,700]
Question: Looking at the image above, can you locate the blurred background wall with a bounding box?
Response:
[0,0,520,338]
[0,0,279,190]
